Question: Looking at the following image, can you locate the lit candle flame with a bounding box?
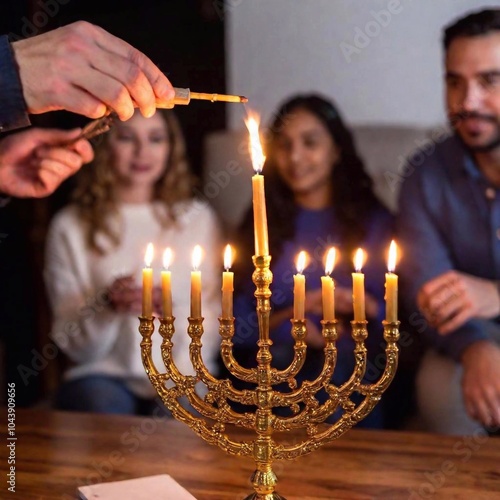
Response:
[144,242,154,267]
[388,240,397,273]
[325,247,336,275]
[354,248,365,272]
[244,111,266,173]
[192,245,203,271]
[163,247,173,270]
[296,251,307,274]
[224,244,233,271]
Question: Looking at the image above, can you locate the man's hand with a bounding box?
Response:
[417,270,500,334]
[0,128,93,198]
[11,21,175,121]
[461,341,500,428]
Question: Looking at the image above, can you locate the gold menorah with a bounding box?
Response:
[138,250,400,500]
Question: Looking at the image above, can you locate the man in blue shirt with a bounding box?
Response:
[397,9,500,434]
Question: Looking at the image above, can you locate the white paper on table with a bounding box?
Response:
[77,473,197,500]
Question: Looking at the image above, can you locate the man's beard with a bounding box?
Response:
[449,111,500,152]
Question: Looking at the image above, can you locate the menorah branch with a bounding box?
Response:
[219,317,258,384]
[271,320,338,415]
[269,319,307,387]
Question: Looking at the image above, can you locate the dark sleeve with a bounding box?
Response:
[0,35,30,132]
[396,162,489,361]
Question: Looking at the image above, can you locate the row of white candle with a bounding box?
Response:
[142,241,398,322]
[293,243,398,323]
[142,243,234,319]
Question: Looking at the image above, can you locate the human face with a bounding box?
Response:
[445,33,500,152]
[108,111,170,189]
[273,109,339,203]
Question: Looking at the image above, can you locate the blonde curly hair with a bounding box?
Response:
[72,109,196,254]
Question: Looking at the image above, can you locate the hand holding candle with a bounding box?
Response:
[352,248,366,322]
[293,251,307,320]
[385,240,398,323]
[191,245,203,318]
[142,243,154,317]
[161,248,173,318]
[245,113,269,257]
[321,247,336,321]
[222,244,234,318]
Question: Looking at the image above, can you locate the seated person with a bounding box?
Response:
[44,109,222,415]
[229,94,394,428]
[397,9,500,434]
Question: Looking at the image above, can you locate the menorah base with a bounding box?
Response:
[243,494,286,500]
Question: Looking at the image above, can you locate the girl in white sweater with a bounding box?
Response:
[44,109,222,414]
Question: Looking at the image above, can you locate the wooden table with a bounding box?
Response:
[2,408,500,499]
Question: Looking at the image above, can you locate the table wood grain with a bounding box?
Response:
[1,408,500,499]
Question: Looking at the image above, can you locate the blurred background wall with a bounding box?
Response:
[226,0,499,129]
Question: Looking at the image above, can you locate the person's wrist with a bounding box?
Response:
[461,340,493,366]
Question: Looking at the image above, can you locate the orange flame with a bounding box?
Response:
[224,244,233,270]
[325,247,336,275]
[296,251,307,274]
[244,111,266,173]
[192,245,203,271]
[144,243,154,267]
[388,240,397,273]
[163,247,173,270]
[354,248,365,272]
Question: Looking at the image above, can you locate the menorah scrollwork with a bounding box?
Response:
[139,253,399,500]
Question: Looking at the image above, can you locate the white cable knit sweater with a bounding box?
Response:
[44,199,222,399]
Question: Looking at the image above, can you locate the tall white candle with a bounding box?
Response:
[352,248,366,321]
[245,113,269,256]
[385,240,398,322]
[252,174,269,256]
[322,247,336,321]
[293,251,307,319]
[142,243,154,317]
[191,245,203,318]
[161,247,173,318]
[222,244,234,318]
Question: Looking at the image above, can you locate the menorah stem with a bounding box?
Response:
[219,317,257,383]
[248,255,286,499]
[245,457,286,500]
